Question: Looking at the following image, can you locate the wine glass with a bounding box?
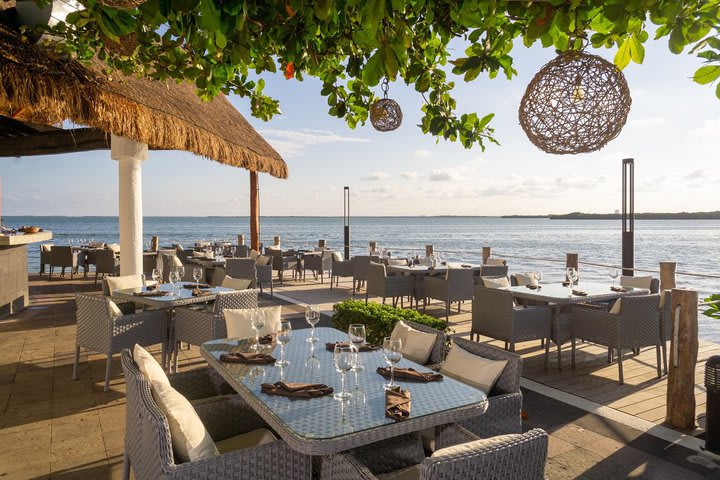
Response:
[250,309,265,352]
[305,305,320,343]
[152,268,161,286]
[275,321,291,366]
[534,271,543,285]
[168,270,178,296]
[348,324,366,371]
[305,344,321,378]
[333,344,354,400]
[609,268,619,285]
[230,246,236,257]
[382,337,403,390]
[193,267,202,286]
[566,267,577,290]
[177,265,185,282]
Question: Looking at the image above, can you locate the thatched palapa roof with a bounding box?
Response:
[0,26,287,178]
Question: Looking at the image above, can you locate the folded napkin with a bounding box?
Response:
[325,342,379,352]
[183,283,211,289]
[461,264,472,268]
[610,285,627,292]
[376,367,443,383]
[261,381,333,399]
[219,352,276,364]
[386,387,411,421]
[192,287,212,297]
[572,289,588,296]
[133,290,169,297]
[258,333,274,345]
[562,281,570,287]
[526,284,541,290]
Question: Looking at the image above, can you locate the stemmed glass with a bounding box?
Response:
[168,270,179,296]
[177,265,185,282]
[333,344,354,400]
[348,324,366,371]
[275,321,291,366]
[382,337,403,390]
[230,246,236,257]
[250,309,265,352]
[534,271,543,285]
[193,267,203,286]
[566,267,578,290]
[609,268,619,285]
[152,268,161,286]
[305,344,320,378]
[305,305,320,343]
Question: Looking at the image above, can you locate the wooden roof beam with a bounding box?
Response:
[0,127,110,157]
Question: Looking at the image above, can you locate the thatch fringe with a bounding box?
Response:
[0,28,287,178]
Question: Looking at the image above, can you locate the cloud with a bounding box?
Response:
[684,169,705,181]
[428,170,454,182]
[362,172,389,181]
[689,118,720,137]
[627,116,665,129]
[402,171,420,181]
[258,129,369,158]
[414,149,432,158]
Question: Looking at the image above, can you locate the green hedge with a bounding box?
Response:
[332,300,448,345]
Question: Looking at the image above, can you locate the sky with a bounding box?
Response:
[1,32,718,217]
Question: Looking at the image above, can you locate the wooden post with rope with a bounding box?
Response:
[660,262,677,292]
[482,246,491,264]
[665,288,698,429]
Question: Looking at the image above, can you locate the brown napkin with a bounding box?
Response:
[610,285,627,292]
[261,381,333,399]
[386,387,411,421]
[376,367,443,383]
[192,287,212,297]
[562,281,570,287]
[133,290,169,297]
[183,283,211,289]
[526,284,541,290]
[572,289,588,296]
[325,342,379,352]
[220,352,276,364]
[258,333,274,345]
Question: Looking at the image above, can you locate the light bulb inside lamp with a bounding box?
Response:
[571,76,585,102]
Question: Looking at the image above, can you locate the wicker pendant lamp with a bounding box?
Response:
[370,78,403,132]
[518,39,632,155]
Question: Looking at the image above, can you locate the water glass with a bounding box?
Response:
[305,305,320,343]
[609,268,619,285]
[305,344,321,378]
[566,267,578,289]
[333,344,354,400]
[348,324,366,371]
[177,265,185,281]
[168,270,179,295]
[382,337,403,390]
[230,246,236,257]
[534,271,543,285]
[275,321,292,366]
[152,268,161,285]
[250,309,265,352]
[193,267,202,285]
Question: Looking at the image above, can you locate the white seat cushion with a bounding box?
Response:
[440,344,507,394]
[133,344,170,388]
[150,382,219,463]
[224,306,282,339]
[221,275,252,290]
[514,273,538,286]
[620,276,653,290]
[482,276,510,289]
[215,428,277,454]
[609,298,622,314]
[107,299,123,317]
[104,274,143,294]
[390,320,437,365]
[484,258,505,266]
[387,259,408,266]
[377,464,422,480]
[256,255,271,266]
[249,249,260,260]
[431,433,522,458]
[332,252,343,262]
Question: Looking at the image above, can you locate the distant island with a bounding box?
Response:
[502,211,720,220]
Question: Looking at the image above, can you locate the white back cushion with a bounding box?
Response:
[133,344,170,388]
[332,252,343,262]
[224,306,282,339]
[484,258,505,266]
[221,275,252,290]
[620,276,653,290]
[107,299,123,317]
[609,299,622,314]
[105,274,143,294]
[440,344,507,394]
[514,273,537,287]
[390,320,436,365]
[482,276,510,289]
[150,382,218,463]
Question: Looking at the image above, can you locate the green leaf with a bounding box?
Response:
[630,36,645,63]
[382,46,399,80]
[614,38,632,69]
[215,31,227,49]
[693,65,720,85]
[669,26,685,54]
[716,82,720,100]
[362,51,384,86]
[314,0,333,21]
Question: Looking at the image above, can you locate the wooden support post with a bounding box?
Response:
[250,171,259,251]
[666,288,699,429]
[566,253,579,281]
[237,235,245,246]
[151,236,159,252]
[660,262,677,292]
[274,236,281,247]
[425,245,434,257]
[369,241,377,252]
[482,247,491,264]
[318,239,326,248]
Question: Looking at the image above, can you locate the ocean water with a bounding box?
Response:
[6,215,720,341]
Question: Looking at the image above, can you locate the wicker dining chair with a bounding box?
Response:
[73,293,167,392]
[120,350,312,480]
[352,255,381,294]
[570,294,662,384]
[256,256,274,298]
[303,250,333,283]
[402,320,447,366]
[94,248,120,285]
[267,248,298,284]
[39,243,53,275]
[425,267,475,320]
[49,245,80,279]
[365,262,414,308]
[225,258,257,287]
[330,253,354,291]
[319,424,547,480]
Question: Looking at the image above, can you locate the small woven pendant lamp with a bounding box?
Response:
[371,78,403,132]
[518,40,632,155]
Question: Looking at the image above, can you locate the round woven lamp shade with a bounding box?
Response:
[370,98,403,132]
[519,50,632,155]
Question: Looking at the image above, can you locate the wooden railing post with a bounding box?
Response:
[274,236,281,247]
[425,245,434,257]
[318,239,326,248]
[482,246,491,264]
[237,234,245,246]
[151,236,159,252]
[666,288,699,429]
[660,262,677,291]
[369,241,377,252]
[566,253,579,281]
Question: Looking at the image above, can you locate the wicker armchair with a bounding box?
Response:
[319,424,547,480]
[330,255,354,291]
[352,255,380,294]
[225,258,257,288]
[267,249,298,284]
[474,265,509,283]
[402,320,447,366]
[425,268,474,320]
[620,275,659,293]
[94,248,120,285]
[257,257,274,298]
[448,337,524,438]
[569,294,662,384]
[73,293,167,392]
[120,350,312,480]
[471,286,552,362]
[49,245,80,279]
[303,251,333,283]
[39,243,53,275]
[365,262,414,308]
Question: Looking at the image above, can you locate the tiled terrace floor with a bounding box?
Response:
[0,274,718,479]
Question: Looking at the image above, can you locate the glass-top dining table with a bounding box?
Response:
[201,327,488,455]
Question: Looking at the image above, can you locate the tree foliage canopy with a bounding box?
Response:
[38,0,720,150]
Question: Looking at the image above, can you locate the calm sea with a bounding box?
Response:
[6,215,720,341]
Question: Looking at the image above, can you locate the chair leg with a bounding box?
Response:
[655,344,662,378]
[617,349,624,385]
[571,338,576,369]
[72,345,80,380]
[504,341,508,351]
[661,340,668,374]
[544,338,550,370]
[557,342,562,370]
[123,452,131,480]
[104,354,112,392]
[94,271,99,286]
[446,300,450,321]
[365,291,369,304]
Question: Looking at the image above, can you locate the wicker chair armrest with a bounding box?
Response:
[319,452,378,480]
[425,362,443,372]
[435,423,480,449]
[124,309,167,322]
[193,394,270,441]
[572,302,611,312]
[455,391,522,440]
[348,433,425,475]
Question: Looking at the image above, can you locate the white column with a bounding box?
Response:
[111,135,148,276]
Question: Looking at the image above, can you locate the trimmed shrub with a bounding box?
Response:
[332,299,448,345]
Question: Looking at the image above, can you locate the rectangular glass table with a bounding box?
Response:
[201,327,487,455]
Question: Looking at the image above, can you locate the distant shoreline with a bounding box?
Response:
[504,211,720,220]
